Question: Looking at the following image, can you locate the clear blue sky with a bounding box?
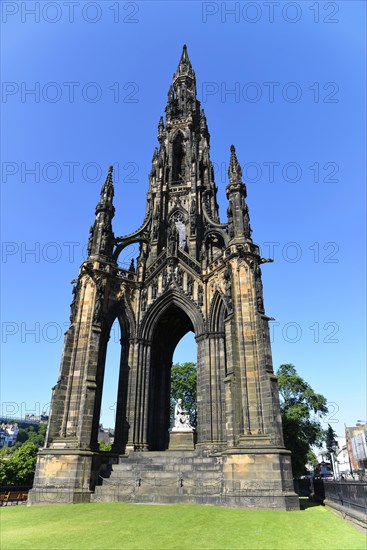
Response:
[1,1,366,434]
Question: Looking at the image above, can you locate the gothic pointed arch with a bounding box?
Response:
[168,206,188,224]
[170,128,188,142]
[103,292,136,340]
[209,290,228,333]
[89,292,135,452]
[139,286,205,342]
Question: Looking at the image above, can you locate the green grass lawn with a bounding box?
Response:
[1,500,365,550]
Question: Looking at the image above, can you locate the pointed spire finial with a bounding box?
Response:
[100,164,114,203]
[181,44,188,61]
[89,165,115,260]
[228,145,242,183]
[174,44,195,81]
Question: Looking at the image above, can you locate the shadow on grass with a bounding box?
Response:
[299,496,323,510]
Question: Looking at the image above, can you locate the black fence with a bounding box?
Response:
[316,480,366,514]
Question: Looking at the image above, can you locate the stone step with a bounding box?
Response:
[113,463,220,472]
[94,483,222,496]
[95,450,224,504]
[116,460,218,468]
[119,458,219,466]
[92,495,220,504]
[128,451,199,458]
[120,452,217,462]
[113,475,221,483]
[101,473,221,483]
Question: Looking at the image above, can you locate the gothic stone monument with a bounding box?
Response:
[29,46,298,510]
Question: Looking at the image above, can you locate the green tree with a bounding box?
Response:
[17,428,29,444]
[276,363,328,477]
[0,442,38,485]
[325,424,338,462]
[99,441,112,451]
[37,423,47,440]
[306,449,319,469]
[170,362,197,427]
[16,423,46,448]
[0,442,21,459]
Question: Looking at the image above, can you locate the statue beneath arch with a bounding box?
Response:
[172,399,193,432]
[29,45,298,510]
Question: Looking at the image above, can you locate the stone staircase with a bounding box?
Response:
[92,450,224,505]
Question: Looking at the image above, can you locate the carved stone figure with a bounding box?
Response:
[227,204,234,239]
[174,266,183,286]
[87,225,94,256]
[162,269,167,289]
[187,275,194,296]
[190,199,196,235]
[255,265,264,313]
[168,222,178,256]
[153,209,160,240]
[224,265,233,314]
[162,268,171,289]
[243,203,251,238]
[198,285,204,306]
[100,230,108,254]
[151,279,158,300]
[69,283,78,324]
[141,288,147,312]
[172,399,193,432]
[93,278,104,325]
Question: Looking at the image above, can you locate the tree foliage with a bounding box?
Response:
[0,442,22,458]
[276,364,328,477]
[0,442,39,485]
[0,423,47,485]
[170,362,197,427]
[17,423,47,447]
[99,441,112,452]
[325,424,338,462]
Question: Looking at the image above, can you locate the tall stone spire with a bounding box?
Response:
[164,44,199,122]
[228,145,244,187]
[226,145,252,242]
[173,44,195,81]
[87,165,116,260]
[144,45,220,264]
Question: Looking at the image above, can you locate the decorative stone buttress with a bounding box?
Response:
[29,46,298,510]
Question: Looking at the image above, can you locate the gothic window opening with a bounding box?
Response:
[172,133,186,184]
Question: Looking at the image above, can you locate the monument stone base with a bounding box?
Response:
[169,430,195,450]
[27,450,95,506]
